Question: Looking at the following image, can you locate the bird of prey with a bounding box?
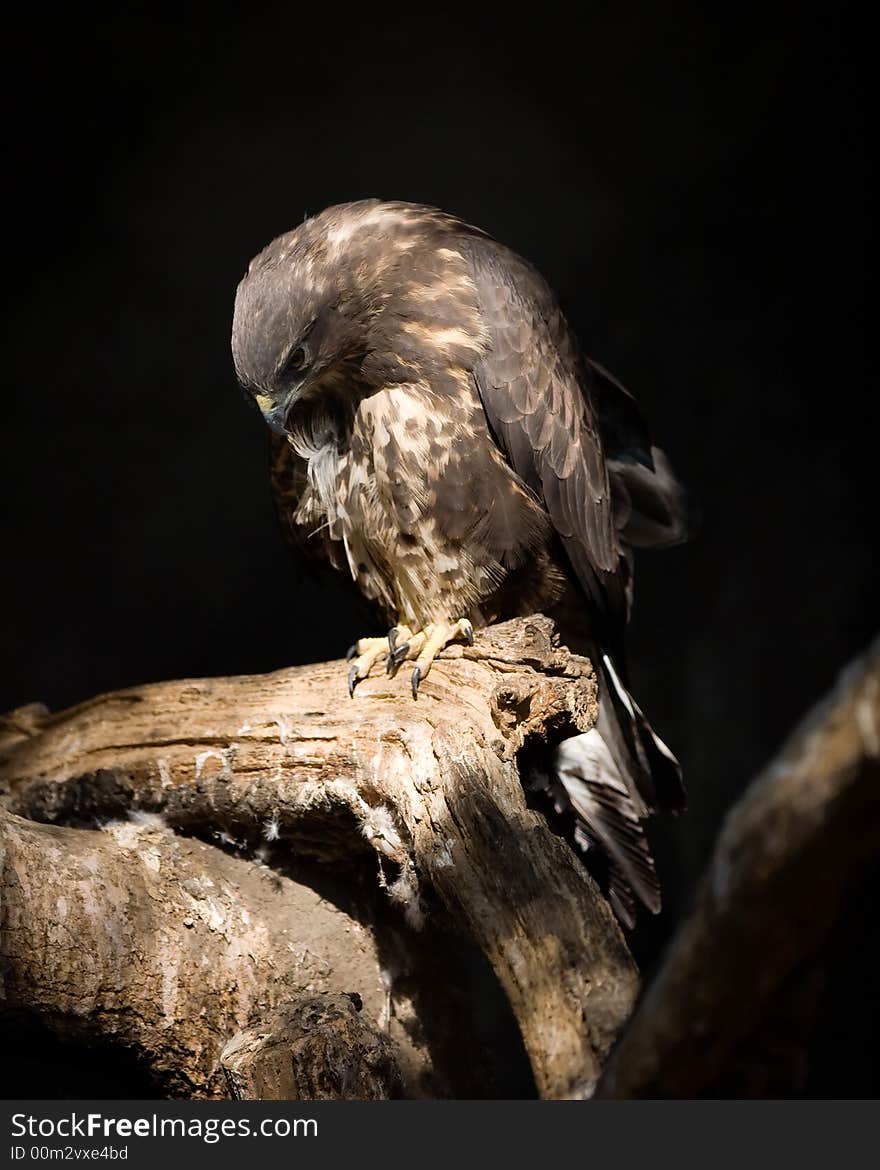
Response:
[231,199,689,924]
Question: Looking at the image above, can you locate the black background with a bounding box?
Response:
[2,2,875,1088]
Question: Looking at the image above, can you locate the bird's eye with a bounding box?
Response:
[284,346,308,375]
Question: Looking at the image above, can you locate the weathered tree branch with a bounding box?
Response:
[0,616,638,1100]
[0,804,437,1097]
[597,635,880,1098]
[3,617,878,1098]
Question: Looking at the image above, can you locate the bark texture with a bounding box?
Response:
[221,994,403,1100]
[0,806,399,1096]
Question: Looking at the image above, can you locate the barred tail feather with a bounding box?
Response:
[598,653,686,814]
[554,729,660,928]
[548,653,684,927]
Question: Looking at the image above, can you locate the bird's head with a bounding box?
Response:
[231,200,444,435]
[231,225,369,435]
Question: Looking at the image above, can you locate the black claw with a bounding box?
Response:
[346,643,359,661]
[464,622,475,646]
[411,666,423,699]
[348,664,360,698]
[387,641,409,676]
[390,642,410,668]
[387,627,398,652]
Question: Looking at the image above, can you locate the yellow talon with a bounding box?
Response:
[347,618,474,697]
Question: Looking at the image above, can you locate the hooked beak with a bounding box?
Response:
[256,389,298,435]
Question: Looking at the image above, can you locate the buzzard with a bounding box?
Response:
[232,200,689,924]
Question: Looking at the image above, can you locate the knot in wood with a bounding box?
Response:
[491,676,538,740]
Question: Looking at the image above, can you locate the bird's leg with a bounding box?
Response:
[347,624,421,696]
[387,619,474,698]
[346,636,391,697]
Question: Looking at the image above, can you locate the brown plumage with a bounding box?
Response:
[232,199,689,925]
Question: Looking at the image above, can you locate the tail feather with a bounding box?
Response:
[598,653,686,813]
[555,729,661,924]
[548,652,684,926]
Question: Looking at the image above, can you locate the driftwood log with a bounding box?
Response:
[2,616,878,1098]
[0,616,637,1099]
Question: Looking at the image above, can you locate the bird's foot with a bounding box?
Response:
[347,626,419,695]
[347,636,392,697]
[386,618,474,698]
[347,619,474,697]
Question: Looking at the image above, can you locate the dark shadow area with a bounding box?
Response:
[0,1018,158,1100]
[805,866,880,1099]
[260,841,537,1098]
[701,863,880,1099]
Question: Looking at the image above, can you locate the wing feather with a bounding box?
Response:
[461,236,624,622]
